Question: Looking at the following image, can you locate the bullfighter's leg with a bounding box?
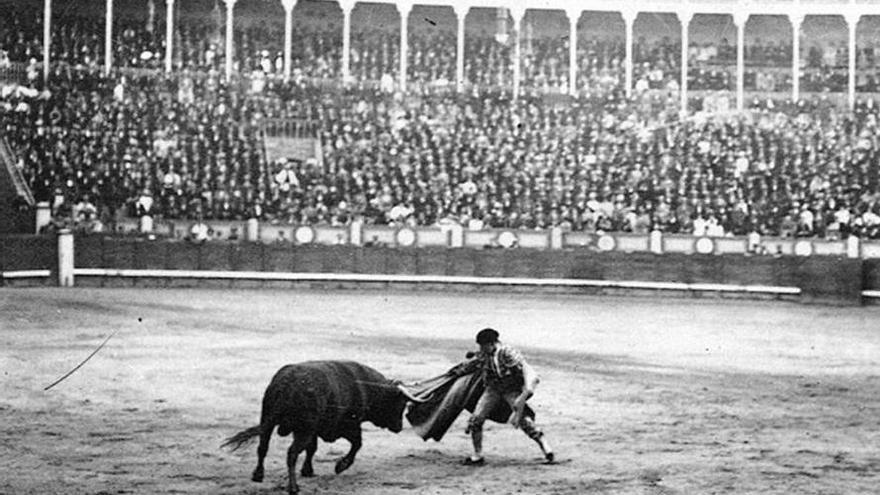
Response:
[287,432,314,495]
[252,425,273,482]
[465,388,502,464]
[501,391,554,462]
[300,435,318,477]
[334,426,362,474]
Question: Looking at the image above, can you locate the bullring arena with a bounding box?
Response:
[2,287,879,494]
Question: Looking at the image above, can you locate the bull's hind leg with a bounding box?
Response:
[287,433,314,495]
[252,425,273,483]
[334,426,362,474]
[300,436,318,477]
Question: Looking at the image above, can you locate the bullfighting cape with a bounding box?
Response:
[405,359,535,442]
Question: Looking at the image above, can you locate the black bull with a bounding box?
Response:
[222,360,426,494]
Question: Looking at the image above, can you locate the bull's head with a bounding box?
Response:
[375,382,429,433]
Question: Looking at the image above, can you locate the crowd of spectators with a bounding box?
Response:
[0,3,167,70]
[2,3,880,240]
[3,65,880,240]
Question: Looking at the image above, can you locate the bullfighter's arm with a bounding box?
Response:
[511,361,539,428]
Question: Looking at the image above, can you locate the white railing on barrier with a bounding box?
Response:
[70,268,802,295]
[0,270,51,279]
[8,268,880,299]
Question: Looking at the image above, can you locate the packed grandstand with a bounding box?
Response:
[1,0,879,240]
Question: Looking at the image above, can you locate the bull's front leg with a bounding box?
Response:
[287,433,314,494]
[334,426,362,474]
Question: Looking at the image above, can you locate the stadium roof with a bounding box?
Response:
[326,0,875,19]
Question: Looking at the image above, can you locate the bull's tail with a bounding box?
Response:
[222,425,262,451]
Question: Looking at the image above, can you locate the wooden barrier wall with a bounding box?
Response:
[1,235,874,304]
[52,237,867,304]
[0,235,55,271]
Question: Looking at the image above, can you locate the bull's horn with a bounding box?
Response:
[396,383,429,403]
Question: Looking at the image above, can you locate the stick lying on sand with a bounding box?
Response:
[44,329,119,391]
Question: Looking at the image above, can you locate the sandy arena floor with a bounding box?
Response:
[1,288,879,494]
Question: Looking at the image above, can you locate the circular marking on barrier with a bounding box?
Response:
[597,234,615,252]
[695,237,714,255]
[139,215,154,233]
[396,228,417,247]
[294,226,316,244]
[189,222,210,241]
[497,231,518,248]
[794,240,813,256]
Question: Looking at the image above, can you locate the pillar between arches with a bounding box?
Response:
[565,7,581,97]
[733,11,749,111]
[281,0,297,82]
[621,9,637,99]
[105,0,114,76]
[165,0,175,73]
[43,0,51,84]
[398,0,414,92]
[454,4,470,93]
[845,11,861,110]
[340,0,355,84]
[790,13,804,103]
[679,10,693,115]
[224,0,238,81]
[510,6,526,100]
